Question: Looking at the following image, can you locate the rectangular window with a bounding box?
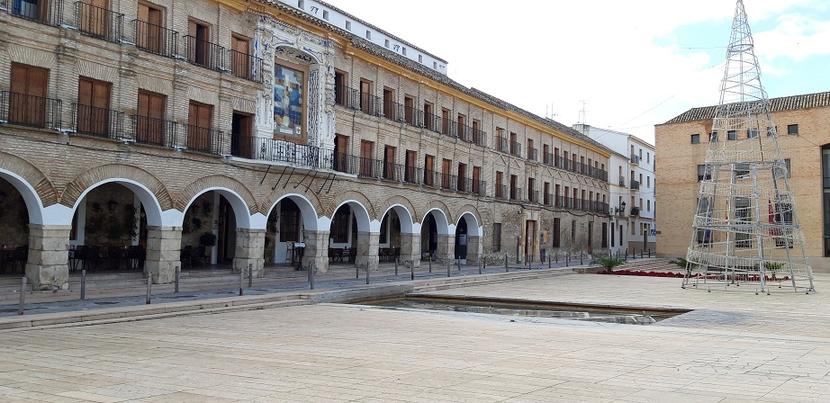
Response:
[601,222,608,248]
[424,154,435,186]
[647,200,651,211]
[9,62,49,127]
[785,158,791,178]
[383,87,396,120]
[441,108,450,135]
[274,64,305,137]
[334,70,346,106]
[136,2,166,54]
[383,145,396,180]
[510,174,518,200]
[472,166,481,194]
[331,207,351,243]
[187,19,211,66]
[727,130,737,140]
[359,79,373,115]
[495,171,504,198]
[697,164,710,181]
[710,131,718,142]
[231,112,253,160]
[76,76,112,137]
[423,101,434,131]
[441,158,452,189]
[187,100,213,152]
[404,150,417,183]
[333,134,349,172]
[457,113,466,139]
[360,140,375,177]
[404,96,415,125]
[787,124,799,135]
[457,163,467,192]
[552,218,561,248]
[136,90,166,145]
[492,223,502,252]
[230,35,251,79]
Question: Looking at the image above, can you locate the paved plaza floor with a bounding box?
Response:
[1,270,830,402]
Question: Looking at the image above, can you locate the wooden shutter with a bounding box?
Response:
[334,134,349,172]
[472,166,481,194]
[441,159,451,188]
[137,90,166,145]
[231,36,250,78]
[405,150,416,182]
[77,77,110,135]
[138,3,163,52]
[10,63,48,127]
[424,154,434,186]
[360,140,374,177]
[384,145,396,180]
[188,101,212,151]
[360,80,372,114]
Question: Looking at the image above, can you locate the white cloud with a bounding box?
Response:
[324,0,827,143]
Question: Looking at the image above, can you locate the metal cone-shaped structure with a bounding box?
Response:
[682,0,814,293]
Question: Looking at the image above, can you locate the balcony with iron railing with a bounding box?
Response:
[184,35,227,72]
[0,91,62,130]
[496,137,509,153]
[72,103,124,140]
[544,193,553,206]
[8,0,63,26]
[510,142,522,158]
[130,115,175,148]
[618,177,626,187]
[631,179,640,190]
[229,48,263,83]
[132,19,178,57]
[496,184,507,199]
[527,147,538,162]
[528,190,539,204]
[176,122,226,155]
[630,206,641,216]
[630,153,640,165]
[75,1,123,43]
[543,152,554,166]
[510,186,522,201]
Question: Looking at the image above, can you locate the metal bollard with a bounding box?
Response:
[478,259,483,275]
[555,253,559,263]
[248,263,253,288]
[18,277,26,315]
[457,258,462,271]
[566,254,570,267]
[625,250,628,260]
[641,248,644,259]
[395,257,399,276]
[239,268,244,296]
[80,269,87,300]
[648,249,651,258]
[308,264,315,290]
[146,275,152,305]
[428,255,432,273]
[504,254,508,269]
[580,252,584,265]
[410,261,415,280]
[365,264,370,284]
[548,255,551,269]
[174,266,180,294]
[447,262,451,278]
[356,264,360,279]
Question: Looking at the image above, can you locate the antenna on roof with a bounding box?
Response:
[578,100,588,124]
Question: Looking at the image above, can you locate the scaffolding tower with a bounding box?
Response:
[682,0,814,294]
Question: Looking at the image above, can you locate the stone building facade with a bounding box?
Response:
[0,0,611,289]
[655,91,830,270]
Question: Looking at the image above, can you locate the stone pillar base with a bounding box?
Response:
[146,226,181,284]
[233,228,266,277]
[26,224,70,291]
[436,234,455,263]
[355,231,380,272]
[302,230,330,273]
[466,236,481,264]
[399,233,421,268]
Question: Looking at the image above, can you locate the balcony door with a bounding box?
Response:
[405,150,417,183]
[231,112,252,158]
[187,101,213,152]
[423,154,434,186]
[472,166,481,194]
[441,159,451,189]
[360,140,374,177]
[137,90,166,145]
[79,0,110,38]
[188,19,211,66]
[334,134,349,172]
[383,145,396,180]
[9,63,48,127]
[231,35,250,79]
[77,77,111,136]
[137,2,164,53]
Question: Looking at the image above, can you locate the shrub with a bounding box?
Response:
[597,256,624,273]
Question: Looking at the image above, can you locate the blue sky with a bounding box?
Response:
[327,0,830,143]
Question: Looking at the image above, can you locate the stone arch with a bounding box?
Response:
[330,199,372,233]
[422,208,451,236]
[420,199,451,226]
[379,204,416,234]
[264,193,321,232]
[62,164,173,212]
[0,151,58,208]
[380,195,416,222]
[178,175,257,214]
[326,190,376,219]
[180,187,254,230]
[261,189,323,218]
[457,211,483,237]
[0,167,46,225]
[69,178,165,227]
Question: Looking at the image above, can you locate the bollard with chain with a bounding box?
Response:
[239,267,244,296]
[248,263,253,288]
[625,250,628,260]
[566,253,570,267]
[18,277,26,315]
[504,254,508,269]
[548,255,551,269]
[648,248,651,258]
[80,269,87,300]
[146,274,152,304]
[174,265,180,294]
[356,264,359,279]
[478,259,483,275]
[641,248,644,259]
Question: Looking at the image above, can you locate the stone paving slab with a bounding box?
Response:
[1,271,829,401]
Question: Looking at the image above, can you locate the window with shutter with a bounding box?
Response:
[77,77,111,136]
[423,154,434,186]
[187,101,213,152]
[137,3,165,53]
[360,140,374,177]
[9,63,49,127]
[231,35,250,79]
[137,90,166,145]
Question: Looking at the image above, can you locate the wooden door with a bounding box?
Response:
[525,220,536,262]
[384,145,396,180]
[424,154,434,186]
[188,101,213,152]
[77,77,111,136]
[405,150,416,183]
[137,90,166,145]
[137,3,164,52]
[231,36,250,79]
[360,140,374,177]
[80,0,109,37]
[404,96,414,125]
[334,134,349,172]
[472,166,481,194]
[360,80,372,114]
[457,163,466,191]
[188,20,209,65]
[495,171,503,197]
[9,63,48,127]
[231,112,252,158]
[441,159,451,189]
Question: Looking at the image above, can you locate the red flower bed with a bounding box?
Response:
[600,269,685,278]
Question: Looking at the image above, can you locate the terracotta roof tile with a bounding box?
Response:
[662,91,830,125]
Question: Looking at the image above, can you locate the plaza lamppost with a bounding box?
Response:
[610,201,626,254]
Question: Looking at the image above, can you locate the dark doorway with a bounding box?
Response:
[454,218,467,260]
[231,112,252,158]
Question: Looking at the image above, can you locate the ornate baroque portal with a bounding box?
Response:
[254,16,335,152]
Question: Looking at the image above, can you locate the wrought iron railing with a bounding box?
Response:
[132,19,178,57]
[177,123,226,155]
[510,141,522,157]
[631,179,640,190]
[130,115,175,147]
[72,103,123,139]
[9,0,63,26]
[0,91,62,130]
[527,147,538,161]
[75,1,123,42]
[184,35,226,71]
[229,48,263,82]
